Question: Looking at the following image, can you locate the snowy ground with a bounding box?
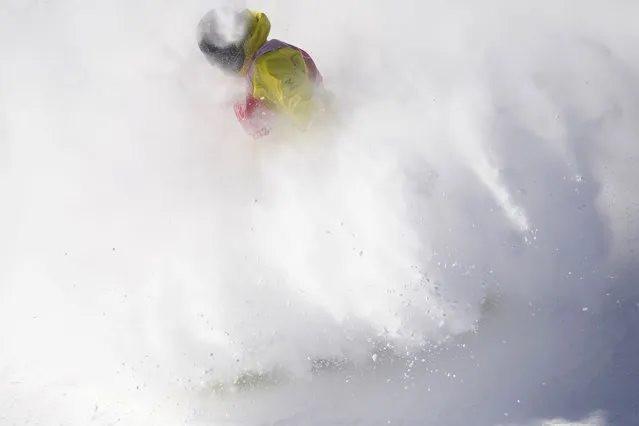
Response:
[2,0,639,425]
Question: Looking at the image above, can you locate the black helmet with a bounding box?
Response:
[196,9,252,73]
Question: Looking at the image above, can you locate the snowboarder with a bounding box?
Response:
[197,8,330,139]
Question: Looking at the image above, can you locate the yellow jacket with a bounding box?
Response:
[233,11,328,137]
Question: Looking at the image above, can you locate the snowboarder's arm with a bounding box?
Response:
[251,48,324,130]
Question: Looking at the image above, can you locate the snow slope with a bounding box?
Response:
[1,0,639,425]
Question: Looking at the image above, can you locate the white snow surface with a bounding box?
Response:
[1,0,639,425]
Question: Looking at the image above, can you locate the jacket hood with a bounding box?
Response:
[239,10,271,76]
